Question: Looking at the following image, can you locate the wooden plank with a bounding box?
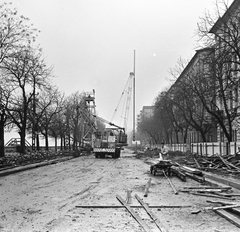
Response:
[216,153,240,172]
[75,205,192,209]
[213,192,240,197]
[189,192,235,200]
[194,158,201,168]
[181,166,203,176]
[116,194,152,232]
[183,186,231,190]
[184,172,205,183]
[144,178,152,197]
[163,171,178,194]
[135,194,169,232]
[170,166,186,182]
[181,189,224,193]
[206,200,240,216]
[213,204,240,210]
[206,200,236,205]
[203,172,240,190]
[226,207,240,217]
[214,209,240,228]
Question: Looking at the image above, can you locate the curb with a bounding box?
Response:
[0,156,76,177]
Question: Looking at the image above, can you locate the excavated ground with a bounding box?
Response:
[0,149,240,232]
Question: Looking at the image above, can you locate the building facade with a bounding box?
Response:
[167,0,240,144]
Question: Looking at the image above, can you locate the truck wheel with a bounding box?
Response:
[115,148,120,158]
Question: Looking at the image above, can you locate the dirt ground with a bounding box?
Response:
[0,149,240,232]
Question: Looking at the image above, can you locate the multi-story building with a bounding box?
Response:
[140,106,154,118]
[167,0,240,144]
[209,0,240,142]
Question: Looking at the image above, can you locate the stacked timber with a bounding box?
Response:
[177,154,240,176]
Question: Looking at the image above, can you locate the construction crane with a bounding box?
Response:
[110,72,134,132]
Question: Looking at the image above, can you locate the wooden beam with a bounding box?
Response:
[171,166,186,182]
[203,172,240,190]
[184,172,205,183]
[116,194,152,232]
[181,189,224,193]
[144,178,151,197]
[75,205,192,209]
[135,194,169,232]
[189,192,235,200]
[206,200,236,205]
[163,171,178,194]
[194,158,201,168]
[214,209,240,228]
[183,186,231,190]
[216,153,240,172]
[180,166,203,176]
[213,204,240,210]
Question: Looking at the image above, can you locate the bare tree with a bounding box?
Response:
[168,56,216,142]
[2,48,51,153]
[28,87,64,151]
[0,3,40,155]
[196,0,240,142]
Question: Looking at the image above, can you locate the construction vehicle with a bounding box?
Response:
[82,90,128,158]
[91,115,128,158]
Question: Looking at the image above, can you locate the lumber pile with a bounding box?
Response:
[177,154,240,175]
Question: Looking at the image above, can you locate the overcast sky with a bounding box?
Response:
[6,0,231,140]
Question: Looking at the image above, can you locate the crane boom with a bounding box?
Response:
[92,114,125,133]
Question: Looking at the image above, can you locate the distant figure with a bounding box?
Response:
[236,146,240,160]
[159,141,169,161]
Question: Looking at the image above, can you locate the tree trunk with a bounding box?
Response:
[0,116,5,157]
[55,136,57,152]
[36,133,40,150]
[19,129,26,154]
[45,131,49,151]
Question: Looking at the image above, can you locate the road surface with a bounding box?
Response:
[0,149,238,232]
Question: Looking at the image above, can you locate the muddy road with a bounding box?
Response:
[0,149,238,232]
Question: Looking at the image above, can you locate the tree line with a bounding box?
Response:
[0,3,102,156]
[137,0,240,146]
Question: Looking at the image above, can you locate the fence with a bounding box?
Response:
[167,143,189,153]
[167,142,240,157]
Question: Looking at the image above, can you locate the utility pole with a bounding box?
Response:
[132,50,136,142]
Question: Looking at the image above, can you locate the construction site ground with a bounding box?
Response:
[1,149,240,232]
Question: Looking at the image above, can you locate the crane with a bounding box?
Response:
[110,72,134,132]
